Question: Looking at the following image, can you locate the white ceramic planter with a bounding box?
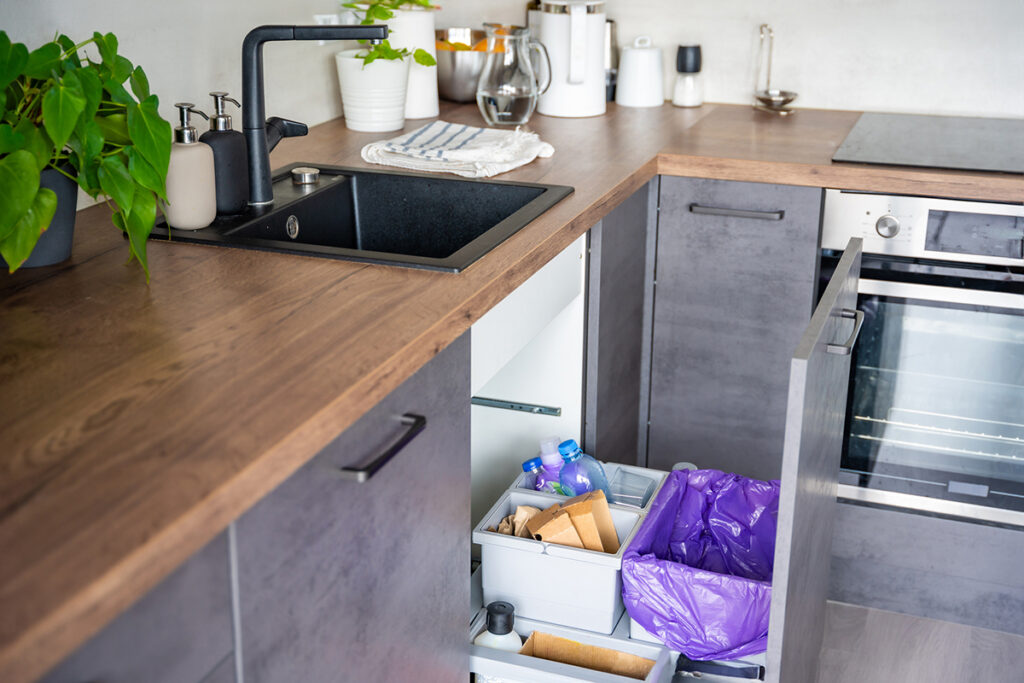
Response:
[335,50,410,132]
[386,7,439,119]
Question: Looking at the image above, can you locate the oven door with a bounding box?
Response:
[834,260,1024,524]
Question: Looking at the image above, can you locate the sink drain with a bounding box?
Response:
[286,215,300,239]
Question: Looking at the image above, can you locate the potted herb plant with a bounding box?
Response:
[0,30,171,277]
[338,0,439,125]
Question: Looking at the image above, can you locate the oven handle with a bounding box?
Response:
[826,308,864,356]
[859,279,1024,310]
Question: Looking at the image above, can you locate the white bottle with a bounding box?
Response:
[163,103,217,230]
[474,601,525,683]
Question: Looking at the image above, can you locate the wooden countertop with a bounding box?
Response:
[1,102,1021,682]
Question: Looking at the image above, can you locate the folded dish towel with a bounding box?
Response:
[360,121,554,178]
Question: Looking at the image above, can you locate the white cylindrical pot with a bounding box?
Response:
[616,36,664,108]
[386,7,439,119]
[336,50,410,132]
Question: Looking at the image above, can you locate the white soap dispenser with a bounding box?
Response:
[163,103,217,230]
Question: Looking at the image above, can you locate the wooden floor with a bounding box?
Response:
[817,601,1024,682]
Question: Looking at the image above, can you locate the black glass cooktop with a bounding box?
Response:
[832,112,1024,174]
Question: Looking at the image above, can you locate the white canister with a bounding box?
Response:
[385,7,440,119]
[335,50,410,132]
[536,0,607,118]
[615,36,664,108]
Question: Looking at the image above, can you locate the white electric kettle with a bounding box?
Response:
[536,0,606,117]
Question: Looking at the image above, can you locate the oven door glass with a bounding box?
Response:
[839,272,1024,512]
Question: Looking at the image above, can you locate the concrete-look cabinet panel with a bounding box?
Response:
[831,502,1024,635]
[40,533,234,683]
[648,177,823,479]
[585,180,656,467]
[235,333,470,683]
[766,239,861,683]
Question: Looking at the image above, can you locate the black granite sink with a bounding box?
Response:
[150,164,574,272]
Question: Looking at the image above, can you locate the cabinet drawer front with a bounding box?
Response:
[647,177,823,480]
[235,333,470,683]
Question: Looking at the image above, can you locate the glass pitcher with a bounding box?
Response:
[476,24,551,127]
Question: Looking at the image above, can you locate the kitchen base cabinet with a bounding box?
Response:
[40,533,234,683]
[647,177,823,480]
[234,333,470,683]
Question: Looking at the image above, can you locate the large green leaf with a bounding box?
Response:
[0,31,29,92]
[129,66,150,100]
[0,150,39,241]
[76,158,100,197]
[14,119,54,170]
[23,42,61,80]
[0,122,25,154]
[126,146,166,201]
[0,187,57,272]
[123,185,155,278]
[98,156,134,214]
[69,118,104,171]
[127,95,170,176]
[103,76,134,105]
[41,79,86,152]
[76,67,103,122]
[110,55,133,84]
[93,32,118,68]
[95,113,130,145]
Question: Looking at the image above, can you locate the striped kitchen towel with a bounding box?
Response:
[360,121,554,178]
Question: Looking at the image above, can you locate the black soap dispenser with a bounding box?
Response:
[200,91,249,215]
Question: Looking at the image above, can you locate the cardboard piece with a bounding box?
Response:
[519,631,655,680]
[526,504,585,548]
[488,505,541,538]
[525,491,619,554]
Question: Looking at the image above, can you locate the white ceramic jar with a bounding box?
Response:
[335,50,410,132]
[615,36,664,108]
[385,7,440,119]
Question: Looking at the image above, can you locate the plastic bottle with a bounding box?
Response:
[522,457,545,488]
[535,436,567,495]
[199,92,249,215]
[474,601,523,651]
[557,439,612,500]
[163,103,217,230]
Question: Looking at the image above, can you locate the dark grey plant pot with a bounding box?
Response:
[3,166,79,269]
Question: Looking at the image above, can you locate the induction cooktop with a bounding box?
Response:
[832,112,1024,174]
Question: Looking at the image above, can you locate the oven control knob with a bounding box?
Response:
[875,214,900,238]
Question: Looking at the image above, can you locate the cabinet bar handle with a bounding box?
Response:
[826,308,865,356]
[689,203,785,221]
[338,413,426,482]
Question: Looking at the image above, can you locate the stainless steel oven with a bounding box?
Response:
[821,189,1024,526]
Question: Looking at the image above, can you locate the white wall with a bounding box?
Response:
[2,0,1019,125]
[436,0,1024,119]
[0,1,354,127]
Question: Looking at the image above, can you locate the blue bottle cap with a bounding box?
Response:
[558,439,579,456]
[522,457,543,472]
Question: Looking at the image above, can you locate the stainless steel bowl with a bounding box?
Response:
[754,89,797,109]
[435,28,487,103]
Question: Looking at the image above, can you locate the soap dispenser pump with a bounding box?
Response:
[164,103,217,230]
[200,92,249,215]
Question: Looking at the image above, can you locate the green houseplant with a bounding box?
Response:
[341,0,437,67]
[0,30,171,277]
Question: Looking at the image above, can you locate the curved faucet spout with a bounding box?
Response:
[241,24,389,206]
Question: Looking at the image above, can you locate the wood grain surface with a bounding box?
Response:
[1,101,1021,683]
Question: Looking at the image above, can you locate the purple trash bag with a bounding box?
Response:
[622,469,780,660]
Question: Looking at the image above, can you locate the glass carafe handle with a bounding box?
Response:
[530,39,552,95]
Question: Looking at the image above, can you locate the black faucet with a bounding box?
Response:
[241,25,389,206]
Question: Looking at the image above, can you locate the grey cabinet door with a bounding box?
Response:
[584,180,656,466]
[235,333,470,683]
[40,533,234,683]
[648,177,823,479]
[766,239,862,683]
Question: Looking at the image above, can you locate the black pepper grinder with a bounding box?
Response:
[672,45,703,108]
